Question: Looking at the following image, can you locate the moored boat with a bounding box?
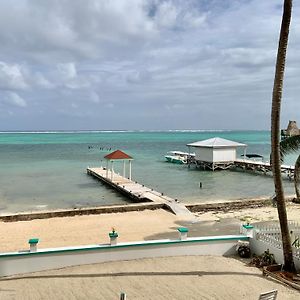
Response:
[164,151,194,164]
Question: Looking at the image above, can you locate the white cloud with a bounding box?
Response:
[0,62,27,90]
[105,103,115,109]
[57,63,77,80]
[154,1,178,28]
[126,69,151,84]
[71,103,78,109]
[152,0,206,30]
[46,62,90,89]
[89,91,100,103]
[33,72,54,89]
[1,92,27,108]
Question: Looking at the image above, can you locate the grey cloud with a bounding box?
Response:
[0,0,157,63]
[0,0,299,130]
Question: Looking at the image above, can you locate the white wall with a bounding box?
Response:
[193,147,237,163]
[250,237,300,271]
[194,148,213,162]
[0,236,246,277]
[213,148,236,162]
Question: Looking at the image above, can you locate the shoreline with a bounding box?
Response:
[1,199,300,254]
[0,194,296,222]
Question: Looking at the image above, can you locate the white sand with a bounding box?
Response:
[1,203,300,253]
[197,202,300,223]
[1,205,300,298]
[0,209,183,252]
[0,256,298,299]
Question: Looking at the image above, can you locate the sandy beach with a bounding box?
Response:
[0,209,181,253]
[1,203,300,299]
[0,256,299,299]
[196,201,300,223]
[1,202,300,253]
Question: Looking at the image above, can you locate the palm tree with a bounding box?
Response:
[280,135,300,201]
[271,0,295,272]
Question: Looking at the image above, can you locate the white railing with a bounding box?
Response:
[253,221,300,260]
[255,232,282,249]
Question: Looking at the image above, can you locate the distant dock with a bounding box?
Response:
[186,137,295,179]
[188,157,295,178]
[87,167,193,218]
[234,159,294,179]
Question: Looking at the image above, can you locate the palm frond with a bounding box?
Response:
[280,135,300,157]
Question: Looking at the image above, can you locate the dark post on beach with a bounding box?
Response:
[199,182,202,189]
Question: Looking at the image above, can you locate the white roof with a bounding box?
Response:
[187,137,247,148]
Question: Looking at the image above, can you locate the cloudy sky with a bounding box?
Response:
[0,0,299,131]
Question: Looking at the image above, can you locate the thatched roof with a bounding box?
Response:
[286,120,300,136]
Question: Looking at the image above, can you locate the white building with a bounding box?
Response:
[187,137,247,170]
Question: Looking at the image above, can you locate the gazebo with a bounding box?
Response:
[104,150,133,181]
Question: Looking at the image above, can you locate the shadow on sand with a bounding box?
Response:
[1,270,261,281]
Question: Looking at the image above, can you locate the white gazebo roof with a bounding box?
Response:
[187,137,247,148]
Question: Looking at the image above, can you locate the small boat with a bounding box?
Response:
[241,154,264,161]
[165,151,195,164]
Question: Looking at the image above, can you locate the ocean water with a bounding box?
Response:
[0,130,296,214]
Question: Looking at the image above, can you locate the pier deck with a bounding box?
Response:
[189,157,294,178]
[234,159,294,178]
[87,167,193,218]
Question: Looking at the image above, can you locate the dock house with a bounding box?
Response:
[187,137,247,170]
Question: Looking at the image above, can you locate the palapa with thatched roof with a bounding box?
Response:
[281,120,300,139]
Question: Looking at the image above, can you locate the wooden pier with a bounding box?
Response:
[234,159,295,179]
[87,167,194,218]
[186,137,296,178]
[188,157,294,178]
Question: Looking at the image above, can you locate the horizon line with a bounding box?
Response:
[0,129,270,134]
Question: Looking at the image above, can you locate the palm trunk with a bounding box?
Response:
[271,0,295,272]
[294,155,300,202]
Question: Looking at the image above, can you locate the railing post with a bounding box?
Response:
[109,230,118,246]
[177,227,189,240]
[241,224,254,238]
[28,238,39,252]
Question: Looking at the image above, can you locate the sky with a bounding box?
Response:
[0,0,299,131]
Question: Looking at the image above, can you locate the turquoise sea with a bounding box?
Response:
[0,130,296,214]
